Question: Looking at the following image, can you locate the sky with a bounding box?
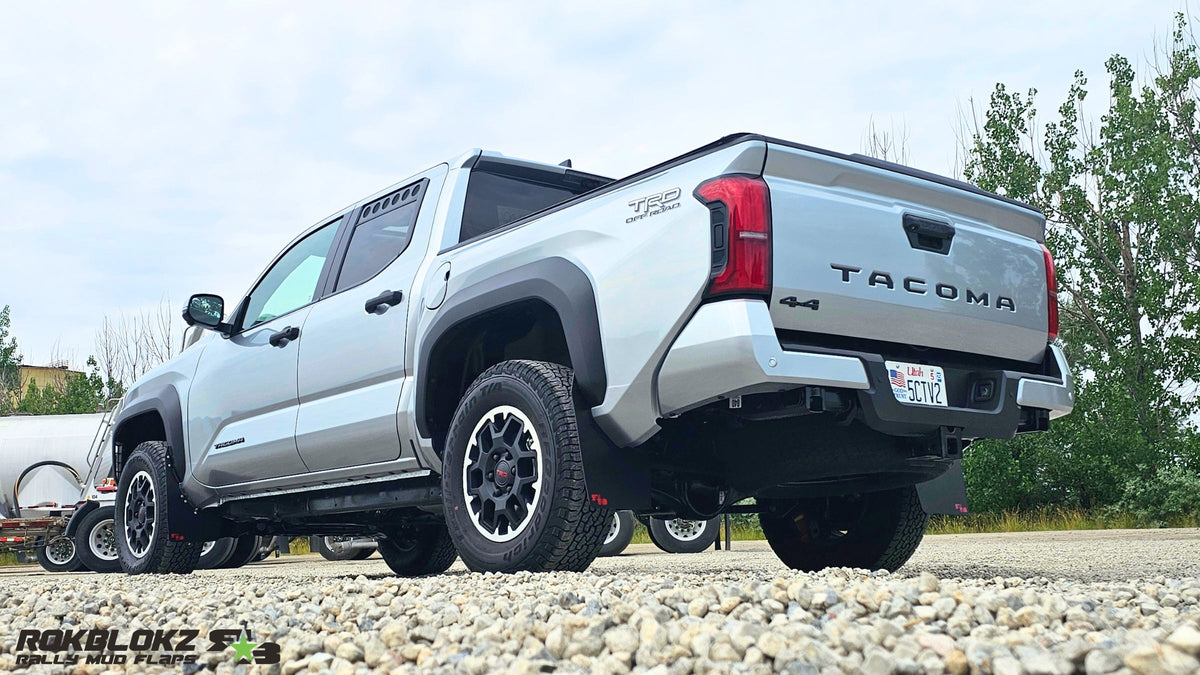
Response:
[0,1,1186,369]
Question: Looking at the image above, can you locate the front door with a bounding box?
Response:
[187,219,341,488]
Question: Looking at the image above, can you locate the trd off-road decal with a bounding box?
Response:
[626,188,681,223]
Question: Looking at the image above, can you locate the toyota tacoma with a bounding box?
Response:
[108,134,1074,575]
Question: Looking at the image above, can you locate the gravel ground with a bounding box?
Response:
[1,529,1198,674]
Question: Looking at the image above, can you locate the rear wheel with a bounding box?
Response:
[377,523,457,576]
[75,506,121,573]
[598,511,636,557]
[759,486,928,572]
[36,535,83,573]
[442,360,609,573]
[647,516,720,553]
[115,441,201,575]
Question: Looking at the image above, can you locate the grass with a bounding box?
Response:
[629,507,1200,544]
[926,507,1200,535]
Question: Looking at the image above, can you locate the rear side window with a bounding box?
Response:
[335,180,427,291]
[459,161,610,243]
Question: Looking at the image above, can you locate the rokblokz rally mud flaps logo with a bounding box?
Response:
[16,627,280,666]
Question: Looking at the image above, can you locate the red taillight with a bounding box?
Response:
[1041,243,1059,341]
[694,175,772,298]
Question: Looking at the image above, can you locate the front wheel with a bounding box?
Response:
[75,506,121,573]
[442,360,609,573]
[647,516,720,554]
[36,535,83,573]
[759,486,928,572]
[114,441,201,575]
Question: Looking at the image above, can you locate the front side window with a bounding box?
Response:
[240,220,339,330]
[334,180,426,292]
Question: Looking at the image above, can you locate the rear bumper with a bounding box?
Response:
[656,299,1074,438]
[657,300,870,416]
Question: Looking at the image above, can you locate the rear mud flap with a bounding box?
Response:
[915,459,969,515]
[575,398,651,511]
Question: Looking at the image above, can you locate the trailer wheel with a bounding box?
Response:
[36,535,83,573]
[114,441,201,574]
[75,506,121,573]
[598,511,636,556]
[442,360,609,572]
[647,516,720,553]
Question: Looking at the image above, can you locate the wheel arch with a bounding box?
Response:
[111,386,186,483]
[416,257,606,448]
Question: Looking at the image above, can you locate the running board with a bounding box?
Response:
[221,476,442,522]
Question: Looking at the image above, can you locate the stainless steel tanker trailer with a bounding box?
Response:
[0,409,117,571]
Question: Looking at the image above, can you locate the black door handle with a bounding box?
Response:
[365,290,404,313]
[269,325,300,347]
[903,214,956,255]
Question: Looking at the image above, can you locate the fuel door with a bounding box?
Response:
[425,261,451,310]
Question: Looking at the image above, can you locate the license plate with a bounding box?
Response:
[885,360,948,407]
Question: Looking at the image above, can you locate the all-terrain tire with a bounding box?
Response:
[36,535,84,573]
[377,524,458,576]
[647,516,720,554]
[114,441,201,574]
[598,510,637,557]
[75,506,121,573]
[759,486,929,572]
[442,360,610,573]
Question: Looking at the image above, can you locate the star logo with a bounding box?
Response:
[230,634,258,663]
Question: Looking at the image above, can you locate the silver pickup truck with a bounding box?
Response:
[103,133,1073,575]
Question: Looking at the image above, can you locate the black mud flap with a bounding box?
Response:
[575,398,651,511]
[64,500,100,538]
[915,459,970,515]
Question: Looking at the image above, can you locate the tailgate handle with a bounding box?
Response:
[903,214,955,255]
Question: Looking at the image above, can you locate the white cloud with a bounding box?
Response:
[0,0,1179,367]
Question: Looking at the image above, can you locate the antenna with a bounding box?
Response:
[559,159,572,168]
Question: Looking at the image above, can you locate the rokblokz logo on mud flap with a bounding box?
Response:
[16,627,280,667]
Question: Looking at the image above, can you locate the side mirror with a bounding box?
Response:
[183,294,227,331]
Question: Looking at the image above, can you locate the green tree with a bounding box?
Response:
[16,357,108,415]
[0,305,20,415]
[962,14,1200,514]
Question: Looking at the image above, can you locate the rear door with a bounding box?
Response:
[762,143,1050,364]
[293,165,446,471]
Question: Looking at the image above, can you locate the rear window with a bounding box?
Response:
[459,160,610,243]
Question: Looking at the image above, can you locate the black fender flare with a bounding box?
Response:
[415,257,607,438]
[111,385,187,483]
[64,500,101,538]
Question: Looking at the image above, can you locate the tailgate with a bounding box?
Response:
[763,143,1050,364]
